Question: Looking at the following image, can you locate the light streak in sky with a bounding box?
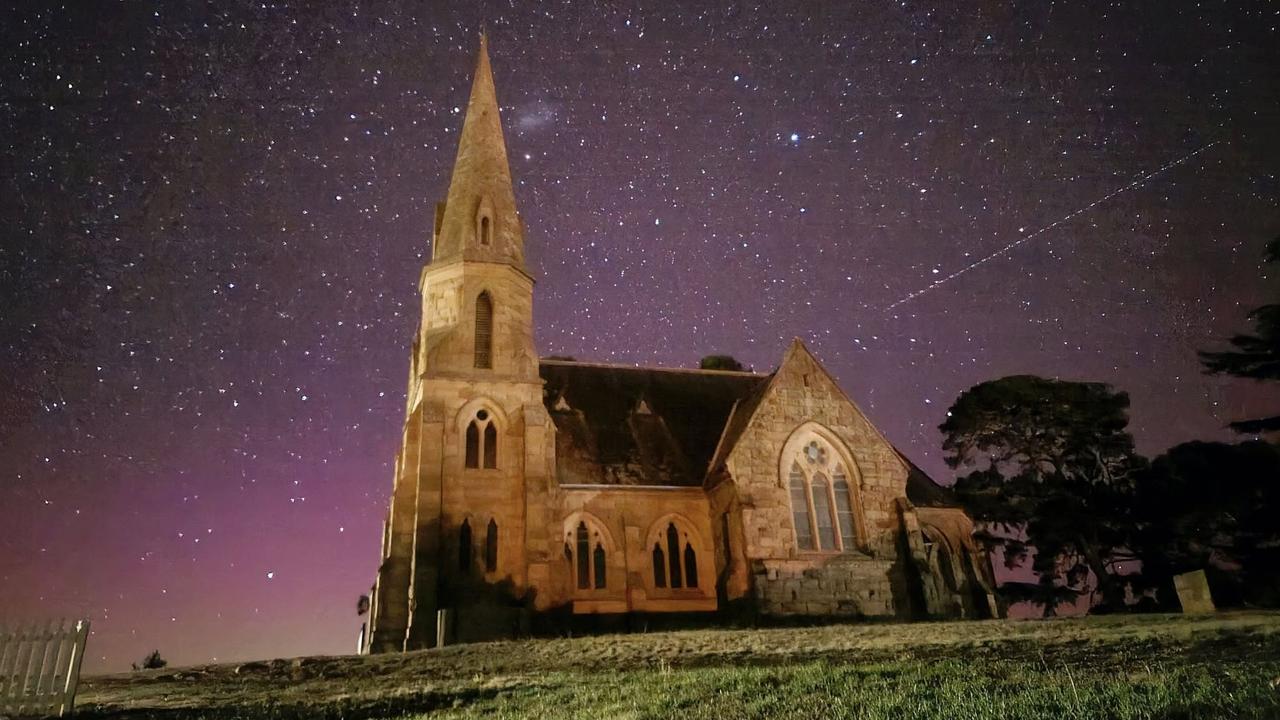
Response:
[886,140,1222,311]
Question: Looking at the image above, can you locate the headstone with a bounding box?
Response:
[1173,569,1215,614]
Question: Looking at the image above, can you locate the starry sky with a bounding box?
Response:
[2,1,1277,673]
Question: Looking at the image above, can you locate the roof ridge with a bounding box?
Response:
[538,358,762,376]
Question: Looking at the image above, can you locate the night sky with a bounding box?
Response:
[2,2,1277,673]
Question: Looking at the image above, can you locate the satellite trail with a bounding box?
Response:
[887,141,1222,311]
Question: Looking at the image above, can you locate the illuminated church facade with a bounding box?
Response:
[364,37,1000,652]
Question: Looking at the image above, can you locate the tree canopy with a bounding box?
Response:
[1132,440,1280,607]
[699,355,745,371]
[941,375,1143,613]
[1199,235,1280,433]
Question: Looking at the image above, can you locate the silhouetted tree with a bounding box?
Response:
[356,594,370,616]
[1132,440,1280,607]
[941,375,1144,614]
[133,650,167,671]
[699,355,745,371]
[1200,235,1280,433]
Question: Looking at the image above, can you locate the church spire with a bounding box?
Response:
[431,32,525,268]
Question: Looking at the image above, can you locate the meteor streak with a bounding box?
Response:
[886,141,1222,311]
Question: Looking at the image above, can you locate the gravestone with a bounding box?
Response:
[1173,569,1215,614]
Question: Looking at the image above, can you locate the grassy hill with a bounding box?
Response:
[78,612,1280,719]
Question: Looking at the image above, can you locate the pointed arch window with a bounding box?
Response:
[789,463,814,551]
[666,523,683,589]
[459,519,473,575]
[464,409,497,469]
[593,543,607,589]
[575,522,590,590]
[786,437,864,552]
[651,522,698,590]
[480,215,492,246]
[474,292,493,369]
[683,542,699,588]
[568,520,607,590]
[485,519,498,573]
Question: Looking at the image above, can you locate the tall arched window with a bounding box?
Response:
[464,409,497,470]
[480,215,492,245]
[458,519,472,575]
[592,543,606,589]
[575,522,590,590]
[789,463,814,551]
[651,522,699,590]
[666,523,683,589]
[786,437,864,552]
[567,519,608,590]
[485,518,498,573]
[474,292,493,369]
[683,542,698,588]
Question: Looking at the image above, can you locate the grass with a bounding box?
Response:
[76,611,1280,719]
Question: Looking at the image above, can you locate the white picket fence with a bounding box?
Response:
[0,620,89,718]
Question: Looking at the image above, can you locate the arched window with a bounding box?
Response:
[789,463,814,551]
[458,519,472,575]
[480,215,491,245]
[593,543,606,589]
[575,522,590,590]
[666,523,683,589]
[812,471,836,550]
[485,518,498,573]
[652,544,666,588]
[683,542,698,588]
[474,292,493,369]
[833,469,857,546]
[786,437,864,552]
[483,423,497,469]
[464,409,497,470]
[651,521,700,590]
[568,519,608,590]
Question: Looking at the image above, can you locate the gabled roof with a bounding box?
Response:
[538,355,960,505]
[539,360,766,486]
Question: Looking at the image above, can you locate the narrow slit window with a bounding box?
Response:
[458,520,472,575]
[474,292,493,369]
[684,542,698,588]
[652,544,666,588]
[666,523,683,589]
[576,522,589,590]
[480,216,491,245]
[593,542,607,589]
[485,519,498,572]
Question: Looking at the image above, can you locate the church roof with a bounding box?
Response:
[538,358,960,504]
[539,360,766,486]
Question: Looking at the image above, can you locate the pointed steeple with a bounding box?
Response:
[432,32,525,268]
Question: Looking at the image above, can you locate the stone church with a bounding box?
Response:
[363,37,1000,653]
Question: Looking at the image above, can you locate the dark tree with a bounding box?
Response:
[1200,235,1280,433]
[356,594,370,616]
[699,355,745,371]
[941,375,1143,614]
[134,650,167,671]
[1132,440,1280,607]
